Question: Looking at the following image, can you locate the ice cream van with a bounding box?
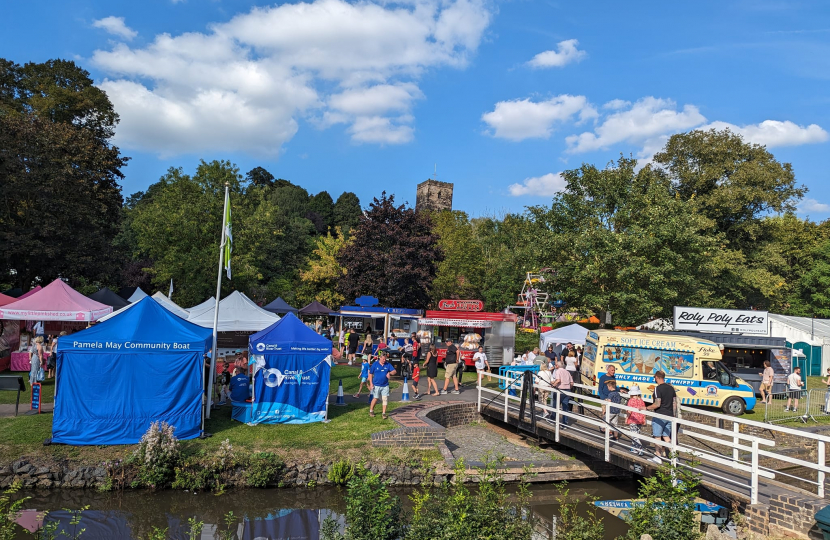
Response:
[580,329,756,415]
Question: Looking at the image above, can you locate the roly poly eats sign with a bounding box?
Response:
[438,299,484,312]
[673,306,768,335]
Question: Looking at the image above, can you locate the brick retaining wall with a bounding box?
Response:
[370,402,479,449]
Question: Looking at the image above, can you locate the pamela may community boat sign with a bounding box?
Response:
[673,307,768,335]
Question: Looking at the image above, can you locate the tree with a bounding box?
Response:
[654,128,806,309]
[333,192,362,233]
[309,191,335,232]
[298,227,351,307]
[0,58,126,290]
[528,156,719,326]
[245,166,275,188]
[430,210,484,303]
[337,193,442,309]
[787,239,830,318]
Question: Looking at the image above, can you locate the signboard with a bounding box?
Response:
[438,299,484,312]
[354,296,379,307]
[673,307,768,335]
[769,348,792,384]
[31,382,41,413]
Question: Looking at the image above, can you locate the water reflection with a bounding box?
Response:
[13,480,638,540]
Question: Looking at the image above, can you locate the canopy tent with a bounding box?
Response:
[245,313,332,424]
[17,286,42,300]
[150,292,189,319]
[87,287,129,310]
[127,288,148,303]
[0,280,111,321]
[188,291,279,332]
[52,296,212,445]
[298,300,332,317]
[263,297,298,315]
[0,293,16,307]
[539,324,589,350]
[186,297,215,312]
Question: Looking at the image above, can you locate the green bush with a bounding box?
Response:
[552,484,605,540]
[245,452,284,488]
[321,472,404,540]
[327,459,359,486]
[0,483,28,540]
[130,422,181,489]
[624,458,702,540]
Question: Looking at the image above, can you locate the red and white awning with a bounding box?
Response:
[418,318,492,328]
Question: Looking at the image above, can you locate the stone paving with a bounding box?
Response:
[444,423,562,465]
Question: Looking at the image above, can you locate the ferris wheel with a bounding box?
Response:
[516,269,553,330]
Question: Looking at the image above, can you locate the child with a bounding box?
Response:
[354,356,371,398]
[218,361,231,405]
[626,385,647,456]
[604,379,622,441]
[412,362,421,400]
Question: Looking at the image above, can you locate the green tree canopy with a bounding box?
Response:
[430,210,485,303]
[333,191,361,233]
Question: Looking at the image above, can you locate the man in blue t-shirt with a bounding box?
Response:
[598,365,616,400]
[369,351,396,419]
[229,368,250,402]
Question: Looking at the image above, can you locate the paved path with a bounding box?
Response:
[444,424,563,465]
[0,402,52,418]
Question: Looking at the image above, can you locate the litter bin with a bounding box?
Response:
[813,504,830,540]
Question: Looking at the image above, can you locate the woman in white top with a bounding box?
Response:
[473,346,490,386]
[564,351,579,377]
[536,362,554,409]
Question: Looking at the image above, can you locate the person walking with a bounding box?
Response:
[550,360,574,424]
[217,361,231,405]
[425,345,440,396]
[760,360,775,406]
[456,350,466,387]
[347,329,359,365]
[441,339,461,395]
[604,379,622,441]
[338,328,346,356]
[598,365,616,400]
[354,355,371,398]
[646,370,677,463]
[625,384,647,456]
[368,351,396,419]
[410,333,420,363]
[786,366,805,413]
[473,346,490,387]
[536,362,554,411]
[564,350,579,380]
[823,368,830,413]
[411,362,421,400]
[362,332,374,359]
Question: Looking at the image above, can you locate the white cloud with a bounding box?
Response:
[481,95,596,141]
[91,0,492,154]
[603,99,630,110]
[92,16,137,40]
[527,39,587,69]
[508,173,567,196]
[566,97,706,153]
[798,198,830,213]
[702,120,829,148]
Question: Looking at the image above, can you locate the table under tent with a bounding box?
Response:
[233,313,332,425]
[50,296,213,445]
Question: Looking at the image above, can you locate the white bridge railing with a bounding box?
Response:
[477,372,830,504]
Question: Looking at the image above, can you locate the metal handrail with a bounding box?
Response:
[478,372,830,503]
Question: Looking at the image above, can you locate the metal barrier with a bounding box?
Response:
[477,372,830,504]
[764,390,810,424]
[805,389,830,422]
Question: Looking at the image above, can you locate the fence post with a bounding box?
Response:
[555,392,560,443]
[732,422,740,467]
[504,388,509,423]
[751,439,759,505]
[671,420,678,475]
[477,381,481,413]
[604,402,610,461]
[819,440,826,499]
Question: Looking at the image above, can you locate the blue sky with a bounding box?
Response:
[3,0,829,217]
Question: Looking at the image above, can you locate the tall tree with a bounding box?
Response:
[298,227,351,308]
[333,192,361,234]
[337,193,442,309]
[0,58,126,289]
[430,210,484,303]
[528,156,719,326]
[654,128,806,309]
[245,166,275,188]
[308,191,335,233]
[787,239,830,318]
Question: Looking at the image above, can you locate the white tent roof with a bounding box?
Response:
[540,324,589,349]
[186,297,215,312]
[187,291,279,332]
[150,292,190,319]
[127,287,148,303]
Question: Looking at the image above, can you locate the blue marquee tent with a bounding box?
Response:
[244,312,332,425]
[52,296,213,445]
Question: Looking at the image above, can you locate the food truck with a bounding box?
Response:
[418,299,517,367]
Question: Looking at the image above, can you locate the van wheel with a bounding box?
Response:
[722,397,746,416]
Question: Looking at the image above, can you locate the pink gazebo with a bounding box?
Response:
[0,293,16,307]
[0,280,112,322]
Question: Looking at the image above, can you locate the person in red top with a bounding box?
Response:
[626,384,647,456]
[410,333,420,362]
[412,362,421,400]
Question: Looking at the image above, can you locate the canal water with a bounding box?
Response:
[11,480,638,539]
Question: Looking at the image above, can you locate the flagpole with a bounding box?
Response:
[206,183,229,420]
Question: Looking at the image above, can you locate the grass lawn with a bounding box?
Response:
[0,372,54,404]
[0,363,438,466]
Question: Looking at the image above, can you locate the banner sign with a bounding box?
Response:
[418,318,492,328]
[64,340,207,352]
[673,307,768,335]
[438,299,484,312]
[31,382,41,413]
[770,348,792,384]
[0,307,111,322]
[252,355,331,424]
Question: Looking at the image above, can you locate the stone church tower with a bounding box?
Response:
[416,179,453,212]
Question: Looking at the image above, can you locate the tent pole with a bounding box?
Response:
[206,184,229,420]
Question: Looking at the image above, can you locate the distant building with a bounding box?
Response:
[416,179,453,212]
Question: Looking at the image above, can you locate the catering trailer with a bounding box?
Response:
[418,300,517,367]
